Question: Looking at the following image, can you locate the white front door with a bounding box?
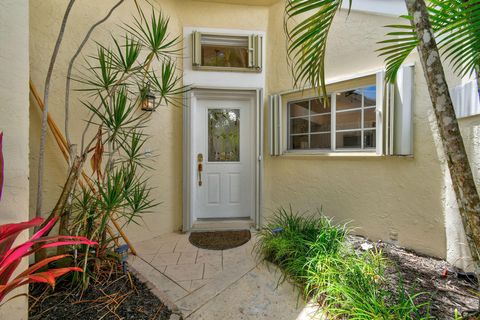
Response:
[193,97,255,219]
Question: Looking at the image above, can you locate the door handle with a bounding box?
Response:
[197,153,203,186]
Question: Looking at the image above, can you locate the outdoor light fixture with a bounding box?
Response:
[114,244,130,273]
[141,86,156,112]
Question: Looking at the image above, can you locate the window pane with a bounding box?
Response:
[311,98,331,114]
[208,109,240,162]
[364,108,376,128]
[336,110,361,130]
[364,130,376,149]
[311,133,331,149]
[363,85,376,107]
[336,89,362,110]
[289,101,309,117]
[290,135,309,149]
[336,131,361,149]
[310,114,331,132]
[290,117,309,134]
[202,45,248,68]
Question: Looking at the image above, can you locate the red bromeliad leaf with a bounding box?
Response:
[0,217,43,240]
[31,216,59,240]
[0,236,96,285]
[27,267,83,287]
[0,217,60,270]
[0,217,43,261]
[0,131,4,201]
[0,266,83,301]
[0,216,98,302]
[17,254,70,278]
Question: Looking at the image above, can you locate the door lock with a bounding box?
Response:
[197,153,203,186]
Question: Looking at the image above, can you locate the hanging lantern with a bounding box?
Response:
[141,86,156,112]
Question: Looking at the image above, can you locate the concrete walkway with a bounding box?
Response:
[128,232,321,320]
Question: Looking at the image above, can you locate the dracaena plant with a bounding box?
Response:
[31,4,187,287]
[0,217,96,302]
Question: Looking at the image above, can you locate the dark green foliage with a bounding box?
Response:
[286,0,480,94]
[378,0,480,82]
[256,206,432,319]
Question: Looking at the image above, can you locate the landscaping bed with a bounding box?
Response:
[350,236,478,319]
[256,207,479,320]
[29,270,172,320]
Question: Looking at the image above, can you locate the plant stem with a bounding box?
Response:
[35,0,76,221]
[64,0,125,157]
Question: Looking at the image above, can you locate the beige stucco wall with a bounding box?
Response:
[0,0,30,319]
[29,0,479,267]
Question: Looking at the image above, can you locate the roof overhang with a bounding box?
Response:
[191,0,280,6]
[341,0,407,17]
[189,0,407,16]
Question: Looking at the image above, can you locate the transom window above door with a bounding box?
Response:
[288,85,377,151]
[192,31,263,72]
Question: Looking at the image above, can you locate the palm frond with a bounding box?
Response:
[285,0,350,99]
[377,16,418,83]
[431,0,480,78]
[378,0,480,82]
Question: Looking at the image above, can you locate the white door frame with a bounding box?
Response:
[183,87,263,231]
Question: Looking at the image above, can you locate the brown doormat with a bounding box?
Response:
[189,230,251,250]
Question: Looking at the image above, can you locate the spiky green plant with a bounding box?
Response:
[52,4,186,288]
[256,206,432,319]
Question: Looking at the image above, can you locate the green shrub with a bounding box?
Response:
[256,206,432,319]
[256,206,346,282]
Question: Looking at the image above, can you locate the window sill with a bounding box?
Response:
[278,151,414,159]
[192,66,262,73]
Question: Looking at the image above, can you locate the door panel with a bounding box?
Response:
[194,98,254,219]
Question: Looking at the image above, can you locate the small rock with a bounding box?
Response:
[360,242,373,251]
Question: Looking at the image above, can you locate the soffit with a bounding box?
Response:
[190,0,281,6]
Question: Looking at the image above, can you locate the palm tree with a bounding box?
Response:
[285,0,480,277]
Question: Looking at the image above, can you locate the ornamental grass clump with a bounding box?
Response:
[256,206,432,319]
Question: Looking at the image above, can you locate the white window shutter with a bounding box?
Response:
[376,71,385,155]
[254,35,263,71]
[451,79,480,118]
[192,31,202,67]
[248,35,263,71]
[269,94,282,156]
[248,35,254,68]
[393,65,414,155]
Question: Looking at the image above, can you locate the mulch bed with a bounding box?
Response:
[29,269,172,320]
[189,230,251,250]
[350,235,478,319]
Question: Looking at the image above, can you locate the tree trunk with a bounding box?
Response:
[404,0,480,268]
